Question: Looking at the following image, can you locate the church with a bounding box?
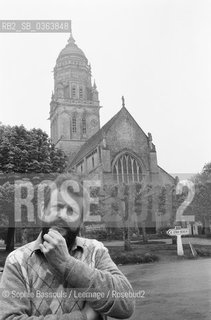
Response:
[49,27,175,233]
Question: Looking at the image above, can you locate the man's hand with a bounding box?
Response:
[39,229,70,276]
[83,303,99,320]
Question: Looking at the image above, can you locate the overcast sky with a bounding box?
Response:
[0,0,210,174]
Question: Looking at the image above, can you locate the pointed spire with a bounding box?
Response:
[68,31,75,44]
[93,79,97,89]
[67,20,75,44]
[122,96,125,108]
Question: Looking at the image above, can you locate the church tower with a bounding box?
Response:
[49,24,101,162]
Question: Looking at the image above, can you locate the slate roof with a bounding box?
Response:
[158,165,176,182]
[70,108,122,166]
[70,106,149,167]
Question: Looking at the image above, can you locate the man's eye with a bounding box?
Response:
[57,204,65,210]
[67,206,73,215]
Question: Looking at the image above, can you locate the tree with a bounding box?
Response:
[133,183,148,243]
[0,182,15,251]
[98,185,123,241]
[0,125,67,173]
[100,182,150,249]
[193,162,211,184]
[188,182,211,235]
[190,162,211,234]
[121,184,132,251]
[97,184,132,249]
[0,124,68,251]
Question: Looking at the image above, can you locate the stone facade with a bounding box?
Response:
[50,32,101,162]
[50,28,176,233]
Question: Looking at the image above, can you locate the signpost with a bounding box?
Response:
[166,226,189,256]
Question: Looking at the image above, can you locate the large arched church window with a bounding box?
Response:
[112,153,142,184]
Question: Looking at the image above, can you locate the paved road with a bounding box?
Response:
[113,258,211,320]
[1,257,211,319]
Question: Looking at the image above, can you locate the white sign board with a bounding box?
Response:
[166,227,189,256]
[167,228,189,236]
[180,216,195,222]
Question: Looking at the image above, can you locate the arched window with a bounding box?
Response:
[82,118,86,135]
[72,85,76,98]
[79,87,83,99]
[72,117,76,133]
[112,153,142,184]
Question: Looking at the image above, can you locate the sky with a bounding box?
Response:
[0,0,211,174]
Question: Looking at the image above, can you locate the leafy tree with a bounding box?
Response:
[99,182,150,249]
[0,124,68,251]
[133,183,148,243]
[189,163,211,234]
[193,162,211,184]
[158,187,167,216]
[188,182,211,235]
[0,125,67,173]
[98,185,123,241]
[193,183,211,234]
[0,182,15,251]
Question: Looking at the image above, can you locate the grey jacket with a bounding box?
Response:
[0,235,135,320]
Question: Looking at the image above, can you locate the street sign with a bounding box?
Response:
[166,226,189,256]
[167,228,189,236]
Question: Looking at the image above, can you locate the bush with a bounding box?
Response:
[0,228,7,241]
[157,226,171,238]
[94,230,108,241]
[195,248,211,257]
[111,251,159,265]
[85,229,108,241]
[106,227,124,240]
[205,233,211,239]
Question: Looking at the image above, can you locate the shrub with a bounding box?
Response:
[195,248,211,257]
[0,228,7,241]
[157,226,171,238]
[111,251,159,265]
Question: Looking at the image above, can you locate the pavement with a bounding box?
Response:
[109,258,211,320]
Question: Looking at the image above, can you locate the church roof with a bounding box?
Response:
[57,32,87,62]
[158,165,175,183]
[70,106,148,167]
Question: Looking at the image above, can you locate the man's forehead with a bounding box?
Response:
[50,188,83,204]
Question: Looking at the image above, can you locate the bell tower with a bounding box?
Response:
[49,23,101,162]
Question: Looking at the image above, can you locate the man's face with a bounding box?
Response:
[41,187,83,237]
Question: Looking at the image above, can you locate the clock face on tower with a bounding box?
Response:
[91,118,98,128]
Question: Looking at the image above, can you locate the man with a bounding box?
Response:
[0,174,135,320]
